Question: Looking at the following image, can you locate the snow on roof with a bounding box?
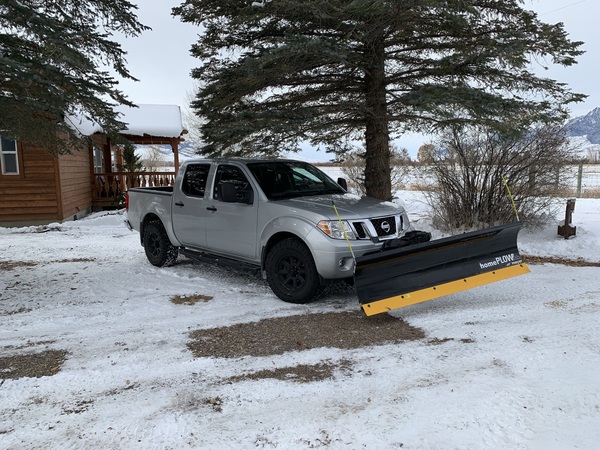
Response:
[67,104,186,138]
[117,104,185,138]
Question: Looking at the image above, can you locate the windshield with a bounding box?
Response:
[247,161,345,200]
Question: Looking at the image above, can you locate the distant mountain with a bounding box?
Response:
[566,107,600,144]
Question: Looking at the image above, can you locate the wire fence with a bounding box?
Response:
[573,164,600,198]
[318,164,600,198]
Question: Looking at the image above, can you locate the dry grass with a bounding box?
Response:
[523,255,600,267]
[226,359,354,384]
[0,261,38,271]
[170,294,214,305]
[579,187,600,198]
[0,258,95,271]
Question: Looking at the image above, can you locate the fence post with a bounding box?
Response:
[576,162,583,198]
[557,199,576,239]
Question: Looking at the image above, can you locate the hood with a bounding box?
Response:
[275,194,405,220]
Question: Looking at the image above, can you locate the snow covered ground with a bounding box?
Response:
[1,192,599,450]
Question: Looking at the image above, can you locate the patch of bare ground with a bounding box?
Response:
[171,294,213,305]
[427,337,475,345]
[226,359,354,384]
[53,258,96,264]
[0,350,68,379]
[188,310,425,359]
[0,258,95,271]
[0,261,38,271]
[523,255,600,267]
[61,399,93,415]
[1,340,56,351]
[0,307,32,316]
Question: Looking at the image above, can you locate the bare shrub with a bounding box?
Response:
[142,145,166,172]
[423,125,576,231]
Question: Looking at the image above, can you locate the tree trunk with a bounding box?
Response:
[363,34,391,201]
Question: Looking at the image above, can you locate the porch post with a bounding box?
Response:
[103,138,112,173]
[171,139,180,173]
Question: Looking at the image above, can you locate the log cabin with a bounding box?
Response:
[0,104,187,227]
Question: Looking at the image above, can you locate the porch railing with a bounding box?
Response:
[93,172,176,205]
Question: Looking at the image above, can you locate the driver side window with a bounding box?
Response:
[213,164,252,202]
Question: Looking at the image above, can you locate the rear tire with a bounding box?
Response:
[143,221,178,267]
[266,238,321,304]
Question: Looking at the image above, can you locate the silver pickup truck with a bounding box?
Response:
[125,158,412,304]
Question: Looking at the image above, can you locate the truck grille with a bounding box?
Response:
[353,222,368,239]
[352,216,398,240]
[371,216,396,237]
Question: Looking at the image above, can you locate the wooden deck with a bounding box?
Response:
[92,171,176,209]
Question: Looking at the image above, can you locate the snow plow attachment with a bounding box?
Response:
[355,222,530,316]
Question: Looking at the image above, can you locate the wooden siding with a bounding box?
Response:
[0,143,61,224]
[0,142,92,225]
[57,149,92,219]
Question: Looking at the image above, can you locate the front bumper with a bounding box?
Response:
[305,228,382,280]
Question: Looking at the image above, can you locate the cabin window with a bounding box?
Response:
[0,136,19,175]
[93,146,104,174]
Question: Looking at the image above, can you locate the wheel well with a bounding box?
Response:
[140,213,162,244]
[262,232,308,270]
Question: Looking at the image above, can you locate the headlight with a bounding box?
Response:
[400,211,412,233]
[317,220,356,240]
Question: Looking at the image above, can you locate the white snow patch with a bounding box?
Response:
[0,195,599,449]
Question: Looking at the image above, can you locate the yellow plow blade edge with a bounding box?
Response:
[361,263,530,316]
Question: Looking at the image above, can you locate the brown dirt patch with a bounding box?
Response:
[0,350,68,379]
[171,294,214,305]
[0,258,95,271]
[54,258,96,264]
[188,310,425,359]
[427,337,475,345]
[227,359,354,384]
[0,261,38,271]
[523,255,600,267]
[1,340,56,351]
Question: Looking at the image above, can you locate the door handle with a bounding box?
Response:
[175,202,184,207]
[206,206,217,212]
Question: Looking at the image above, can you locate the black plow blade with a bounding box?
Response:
[355,222,530,316]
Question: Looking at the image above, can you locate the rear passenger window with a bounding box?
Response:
[182,164,210,197]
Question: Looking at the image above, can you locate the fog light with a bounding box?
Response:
[338,257,353,271]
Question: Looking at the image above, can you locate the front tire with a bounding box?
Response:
[143,221,178,267]
[265,238,321,304]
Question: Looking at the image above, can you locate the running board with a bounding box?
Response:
[181,248,261,276]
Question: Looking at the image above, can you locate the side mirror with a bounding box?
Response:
[218,182,238,202]
[337,177,348,191]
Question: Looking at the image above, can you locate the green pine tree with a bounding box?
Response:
[0,0,149,154]
[174,0,585,200]
[118,143,144,172]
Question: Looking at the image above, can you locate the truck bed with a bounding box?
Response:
[128,186,174,194]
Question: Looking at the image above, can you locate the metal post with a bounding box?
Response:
[576,162,583,198]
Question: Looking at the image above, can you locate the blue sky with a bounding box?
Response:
[117,0,599,158]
